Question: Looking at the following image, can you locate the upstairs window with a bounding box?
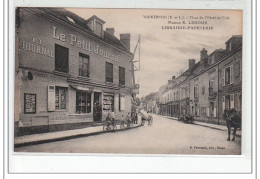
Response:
[106,62,113,83]
[79,53,90,78]
[223,65,233,86]
[119,66,125,85]
[55,44,69,73]
[209,80,214,95]
[194,86,199,99]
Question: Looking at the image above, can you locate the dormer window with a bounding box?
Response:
[211,55,215,64]
[86,15,105,37]
[95,21,102,37]
[229,42,232,51]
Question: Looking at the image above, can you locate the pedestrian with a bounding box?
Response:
[131,112,135,123]
[111,110,116,124]
[134,113,138,124]
[126,112,131,125]
[105,112,112,128]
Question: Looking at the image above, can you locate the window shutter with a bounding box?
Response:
[222,70,225,86]
[114,94,118,112]
[213,102,217,117]
[230,94,234,109]
[120,94,125,111]
[230,65,234,84]
[207,107,209,117]
[222,96,225,112]
[48,85,55,111]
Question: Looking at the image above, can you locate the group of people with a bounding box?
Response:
[105,111,139,128]
[120,112,138,124]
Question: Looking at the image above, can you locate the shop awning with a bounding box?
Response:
[70,84,93,91]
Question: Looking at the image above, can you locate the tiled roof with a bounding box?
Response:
[34,8,131,53]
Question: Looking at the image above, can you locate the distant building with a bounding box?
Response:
[147,99,158,113]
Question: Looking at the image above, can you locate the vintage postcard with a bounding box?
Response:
[13,7,244,156]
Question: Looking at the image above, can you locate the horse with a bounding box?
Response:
[223,109,241,141]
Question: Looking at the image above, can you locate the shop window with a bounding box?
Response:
[55,87,67,110]
[79,53,90,78]
[106,62,113,83]
[55,44,69,73]
[223,65,233,86]
[103,94,114,113]
[76,91,91,113]
[119,66,125,85]
[24,93,36,114]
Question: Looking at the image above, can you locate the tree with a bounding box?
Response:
[142,92,159,104]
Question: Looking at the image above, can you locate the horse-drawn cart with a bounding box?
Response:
[139,111,153,126]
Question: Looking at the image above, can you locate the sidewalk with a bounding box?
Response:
[161,115,241,137]
[14,123,141,148]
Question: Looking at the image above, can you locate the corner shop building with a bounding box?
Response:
[14,8,136,135]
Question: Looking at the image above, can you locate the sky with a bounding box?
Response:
[67,8,242,98]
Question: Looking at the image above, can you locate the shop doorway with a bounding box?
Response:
[93,92,102,121]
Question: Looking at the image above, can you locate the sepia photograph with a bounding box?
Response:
[13,7,243,155]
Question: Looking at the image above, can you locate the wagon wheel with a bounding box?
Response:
[112,124,117,131]
[103,123,107,131]
[141,118,145,126]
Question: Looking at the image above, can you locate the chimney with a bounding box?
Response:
[106,28,115,36]
[120,33,131,51]
[172,76,176,80]
[189,59,195,69]
[200,48,208,66]
[168,80,171,84]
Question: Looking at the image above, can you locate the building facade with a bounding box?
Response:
[15,8,137,135]
[158,35,242,125]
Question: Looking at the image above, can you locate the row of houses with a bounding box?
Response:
[158,35,242,125]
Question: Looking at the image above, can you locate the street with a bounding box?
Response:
[15,115,241,155]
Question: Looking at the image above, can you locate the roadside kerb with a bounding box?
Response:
[159,115,241,138]
[14,124,142,148]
